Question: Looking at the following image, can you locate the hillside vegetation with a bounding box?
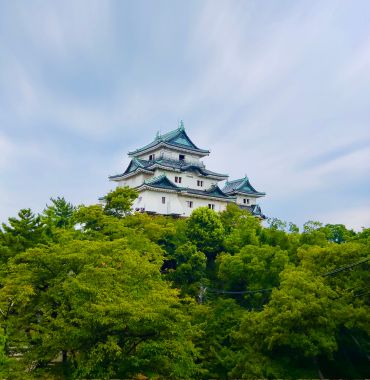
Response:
[0,188,369,379]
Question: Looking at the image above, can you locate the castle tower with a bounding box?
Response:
[109,123,265,217]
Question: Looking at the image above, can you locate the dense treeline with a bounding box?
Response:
[0,188,369,379]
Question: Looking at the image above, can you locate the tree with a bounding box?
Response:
[191,299,244,379]
[42,197,75,229]
[217,245,289,310]
[268,217,287,231]
[4,239,199,379]
[322,224,356,243]
[232,267,339,378]
[167,243,207,289]
[289,222,299,233]
[103,186,138,218]
[0,209,44,253]
[224,216,260,254]
[219,203,247,234]
[185,207,224,259]
[300,220,328,246]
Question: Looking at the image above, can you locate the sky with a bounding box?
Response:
[0,0,369,230]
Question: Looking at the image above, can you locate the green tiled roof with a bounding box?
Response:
[186,185,232,199]
[109,158,152,179]
[239,204,266,219]
[140,175,232,200]
[223,176,265,196]
[142,174,180,190]
[128,125,210,156]
[109,157,228,180]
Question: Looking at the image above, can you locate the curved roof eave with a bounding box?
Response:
[234,190,266,197]
[128,141,210,157]
[108,167,153,181]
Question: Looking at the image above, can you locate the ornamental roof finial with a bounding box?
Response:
[155,131,161,140]
[179,120,185,131]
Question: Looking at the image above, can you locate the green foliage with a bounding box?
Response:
[217,245,289,292]
[300,220,328,246]
[322,223,356,243]
[268,217,287,231]
[103,186,138,218]
[220,203,261,253]
[5,239,198,379]
[289,222,299,233]
[192,299,244,379]
[42,197,75,229]
[0,327,6,365]
[0,192,369,379]
[219,203,246,233]
[0,208,44,254]
[167,243,207,290]
[186,207,224,259]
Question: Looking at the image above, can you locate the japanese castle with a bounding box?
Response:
[109,122,266,217]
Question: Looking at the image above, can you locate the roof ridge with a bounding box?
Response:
[206,184,228,195]
[226,178,243,184]
[128,126,210,156]
[144,173,167,184]
[236,177,248,190]
[132,157,145,167]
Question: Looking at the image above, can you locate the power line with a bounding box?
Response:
[322,257,370,277]
[207,288,273,295]
[201,257,369,300]
[333,285,370,300]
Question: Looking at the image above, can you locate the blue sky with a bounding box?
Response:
[1,0,369,230]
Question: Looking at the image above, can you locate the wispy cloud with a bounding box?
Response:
[299,139,370,170]
[0,0,369,229]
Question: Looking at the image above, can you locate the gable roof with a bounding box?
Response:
[239,204,266,219]
[135,174,233,201]
[109,157,228,180]
[128,124,210,156]
[109,158,153,179]
[223,176,265,197]
[186,184,233,200]
[141,174,180,191]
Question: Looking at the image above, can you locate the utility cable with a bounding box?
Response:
[201,257,369,299]
[206,288,273,295]
[321,257,370,277]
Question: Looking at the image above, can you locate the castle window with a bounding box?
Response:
[187,201,193,208]
[179,154,185,161]
[208,203,215,210]
[247,199,250,204]
[197,180,203,187]
[243,198,250,204]
[162,197,166,204]
[149,154,155,161]
[175,176,182,183]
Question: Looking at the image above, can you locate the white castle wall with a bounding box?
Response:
[133,190,230,217]
[136,148,203,165]
[235,194,257,206]
[152,169,220,190]
[116,173,152,188]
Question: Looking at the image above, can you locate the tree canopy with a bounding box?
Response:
[0,189,369,379]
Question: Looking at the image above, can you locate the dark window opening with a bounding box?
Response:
[162,197,166,204]
[179,154,185,161]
